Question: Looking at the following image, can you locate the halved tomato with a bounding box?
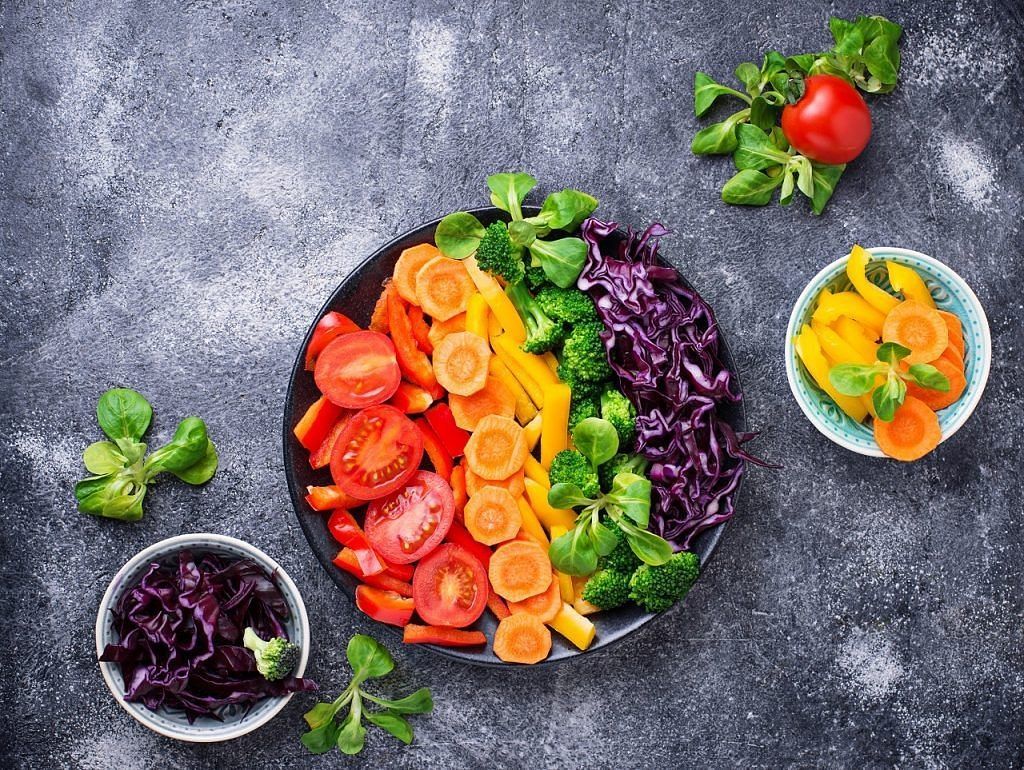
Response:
[364,471,454,564]
[314,331,401,409]
[330,405,423,500]
[411,543,487,628]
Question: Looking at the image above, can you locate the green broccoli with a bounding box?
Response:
[628,552,700,613]
[524,265,549,291]
[476,221,525,284]
[505,281,566,354]
[604,535,642,574]
[535,286,598,323]
[600,388,637,446]
[568,395,600,431]
[558,321,613,385]
[581,568,631,610]
[548,449,600,498]
[598,452,650,492]
[243,627,300,681]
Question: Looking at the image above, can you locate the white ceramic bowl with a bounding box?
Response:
[95,533,310,742]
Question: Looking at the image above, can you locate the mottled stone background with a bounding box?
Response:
[2,0,1022,767]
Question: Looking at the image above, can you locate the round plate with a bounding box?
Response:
[283,207,748,665]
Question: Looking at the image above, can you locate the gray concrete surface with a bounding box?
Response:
[2,0,1022,767]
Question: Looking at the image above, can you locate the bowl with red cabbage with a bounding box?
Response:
[95,533,314,742]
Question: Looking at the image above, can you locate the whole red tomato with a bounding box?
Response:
[781,74,872,165]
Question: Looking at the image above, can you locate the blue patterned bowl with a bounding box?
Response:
[785,247,991,457]
[95,534,310,742]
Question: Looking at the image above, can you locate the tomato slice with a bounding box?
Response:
[411,543,487,628]
[330,405,423,500]
[364,471,454,564]
[314,331,401,409]
[304,311,361,370]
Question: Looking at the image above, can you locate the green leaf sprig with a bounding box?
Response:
[829,342,950,421]
[301,634,432,756]
[547,418,673,576]
[73,388,218,521]
[691,14,902,213]
[434,172,598,288]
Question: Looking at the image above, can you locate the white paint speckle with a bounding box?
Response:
[410,20,455,97]
[934,136,998,210]
[837,628,906,701]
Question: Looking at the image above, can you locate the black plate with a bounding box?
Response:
[283,207,747,666]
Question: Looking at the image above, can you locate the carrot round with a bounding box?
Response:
[488,540,552,602]
[433,332,490,397]
[882,301,949,365]
[464,486,522,546]
[506,576,561,623]
[415,256,475,321]
[874,395,942,461]
[449,375,516,430]
[393,243,440,305]
[427,312,466,349]
[905,357,966,411]
[493,612,552,664]
[940,345,964,372]
[463,415,528,480]
[936,310,965,358]
[465,466,525,498]
[369,281,392,334]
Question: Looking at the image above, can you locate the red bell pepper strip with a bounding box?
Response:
[444,520,492,568]
[305,484,363,511]
[309,414,351,470]
[486,588,510,620]
[327,509,385,575]
[293,397,345,452]
[415,418,453,483]
[388,381,434,414]
[450,464,467,522]
[332,549,414,596]
[402,624,487,647]
[304,311,361,370]
[424,403,470,457]
[355,585,415,627]
[407,305,433,354]
[369,283,391,333]
[387,290,441,396]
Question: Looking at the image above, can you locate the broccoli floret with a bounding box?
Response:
[524,265,549,291]
[558,370,611,404]
[559,321,613,384]
[628,552,700,613]
[476,222,525,284]
[535,286,598,323]
[548,449,600,498]
[604,536,642,574]
[581,569,631,610]
[598,453,650,492]
[600,388,637,447]
[505,280,566,354]
[243,627,300,681]
[568,395,600,431]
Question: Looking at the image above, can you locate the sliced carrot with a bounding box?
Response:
[450,464,468,518]
[882,301,949,365]
[493,613,552,664]
[936,310,965,358]
[387,288,440,393]
[427,312,466,349]
[904,357,966,411]
[369,281,391,333]
[388,381,434,414]
[464,415,528,480]
[939,345,964,372]
[486,587,511,620]
[433,331,491,397]
[465,466,525,498]
[488,540,552,602]
[873,395,942,461]
[403,623,486,647]
[449,375,516,430]
[393,243,440,305]
[464,486,522,546]
[415,256,475,321]
[507,577,561,623]
[407,305,433,353]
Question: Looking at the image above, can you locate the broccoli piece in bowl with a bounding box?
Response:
[243,627,300,681]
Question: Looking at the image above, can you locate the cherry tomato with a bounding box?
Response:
[411,543,487,628]
[313,331,401,409]
[781,74,872,165]
[365,471,454,564]
[330,405,423,500]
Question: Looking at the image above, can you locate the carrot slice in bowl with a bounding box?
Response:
[393,243,440,304]
[464,486,522,546]
[905,357,966,411]
[433,332,491,397]
[506,577,561,623]
[873,395,942,461]
[488,540,552,602]
[415,256,475,321]
[463,415,528,480]
[464,466,525,498]
[881,301,949,365]
[449,375,516,430]
[493,613,552,664]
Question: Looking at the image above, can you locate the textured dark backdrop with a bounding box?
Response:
[2,0,1022,767]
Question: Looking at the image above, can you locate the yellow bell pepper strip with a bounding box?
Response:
[523,477,576,531]
[571,577,600,616]
[834,315,880,360]
[811,320,879,419]
[488,357,538,424]
[541,351,560,375]
[886,260,936,308]
[493,333,559,388]
[524,454,550,488]
[540,382,571,469]
[523,413,543,450]
[515,496,549,546]
[549,524,575,603]
[794,324,868,422]
[490,334,544,407]
[548,602,596,650]
[812,291,886,336]
[465,294,489,338]
[846,245,899,314]
[464,256,526,344]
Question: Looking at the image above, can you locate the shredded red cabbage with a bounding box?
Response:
[579,218,773,549]
[99,551,315,722]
